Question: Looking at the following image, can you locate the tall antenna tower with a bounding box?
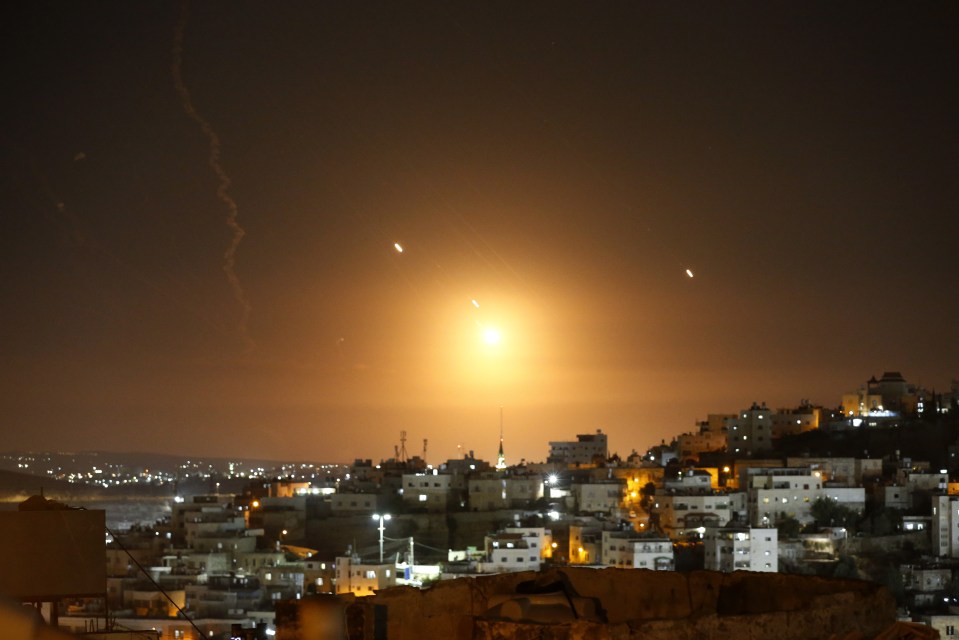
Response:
[399,430,408,463]
[422,438,428,461]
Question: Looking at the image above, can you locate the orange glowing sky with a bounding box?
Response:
[1,2,957,464]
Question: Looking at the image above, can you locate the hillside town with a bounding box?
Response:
[5,371,959,639]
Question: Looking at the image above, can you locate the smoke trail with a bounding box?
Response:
[172,0,254,352]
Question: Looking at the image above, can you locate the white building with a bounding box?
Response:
[932,495,959,558]
[920,615,959,640]
[334,556,396,596]
[478,530,544,574]
[401,472,452,511]
[703,526,778,573]
[651,492,746,540]
[571,481,624,515]
[663,469,713,492]
[746,468,822,527]
[548,430,608,466]
[601,531,674,570]
[503,527,553,560]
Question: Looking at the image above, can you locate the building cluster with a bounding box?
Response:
[0,451,344,490]
[6,371,959,639]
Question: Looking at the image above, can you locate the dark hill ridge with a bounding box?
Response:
[0,468,89,499]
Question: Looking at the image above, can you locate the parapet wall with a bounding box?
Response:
[279,568,897,640]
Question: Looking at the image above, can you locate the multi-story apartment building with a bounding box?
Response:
[783,457,882,487]
[503,527,553,560]
[335,556,397,596]
[548,430,608,466]
[651,491,746,540]
[401,472,453,511]
[746,468,822,527]
[468,474,543,510]
[770,403,821,439]
[703,526,778,573]
[571,480,624,515]
[601,531,674,570]
[726,403,773,455]
[171,494,237,545]
[676,414,732,461]
[569,520,614,565]
[933,495,959,558]
[663,468,714,492]
[330,491,378,516]
[478,529,545,573]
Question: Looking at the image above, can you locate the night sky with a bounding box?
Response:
[2,2,957,464]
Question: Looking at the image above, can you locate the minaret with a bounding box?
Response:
[496,407,507,470]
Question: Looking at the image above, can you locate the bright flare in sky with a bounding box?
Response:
[482,327,502,345]
[686,268,694,278]
[394,242,404,253]
[471,299,480,308]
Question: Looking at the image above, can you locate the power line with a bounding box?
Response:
[105,524,206,639]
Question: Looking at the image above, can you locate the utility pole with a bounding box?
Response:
[372,514,391,563]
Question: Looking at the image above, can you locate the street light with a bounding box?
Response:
[372,514,391,563]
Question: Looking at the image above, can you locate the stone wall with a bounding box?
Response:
[279,568,897,640]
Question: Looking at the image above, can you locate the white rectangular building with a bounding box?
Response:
[572,481,624,515]
[334,556,396,596]
[651,492,746,540]
[933,495,959,558]
[478,530,544,573]
[601,531,674,570]
[703,526,778,573]
[746,468,822,527]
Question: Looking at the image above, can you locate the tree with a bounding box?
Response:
[776,513,802,539]
[639,482,657,513]
[860,507,902,536]
[810,497,859,530]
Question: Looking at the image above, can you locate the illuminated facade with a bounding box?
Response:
[335,556,396,596]
[703,526,778,572]
[746,468,822,527]
[571,480,625,515]
[569,522,608,565]
[479,529,545,573]
[601,531,674,570]
[651,492,746,540]
[932,495,959,558]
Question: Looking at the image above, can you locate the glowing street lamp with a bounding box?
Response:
[372,514,392,563]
